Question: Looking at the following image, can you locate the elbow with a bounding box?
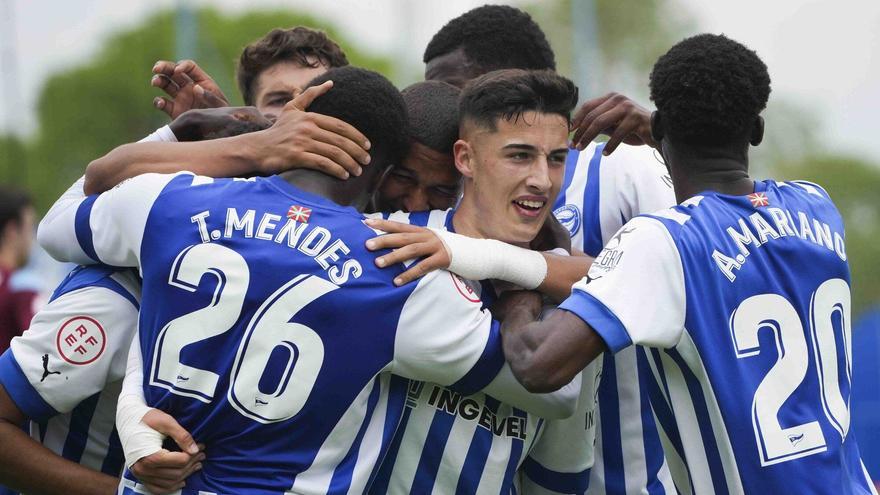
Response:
[36,216,69,263]
[35,219,57,257]
[83,157,107,195]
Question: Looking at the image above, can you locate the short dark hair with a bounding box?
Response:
[237,27,349,106]
[460,69,577,131]
[0,186,32,242]
[305,67,409,174]
[401,81,460,154]
[650,34,771,146]
[424,5,556,72]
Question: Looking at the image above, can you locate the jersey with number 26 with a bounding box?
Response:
[559,180,876,494]
[37,172,505,495]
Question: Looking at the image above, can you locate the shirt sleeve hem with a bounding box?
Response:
[558,289,633,353]
[0,351,59,420]
[521,456,591,493]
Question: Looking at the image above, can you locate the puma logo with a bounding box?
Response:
[40,354,61,382]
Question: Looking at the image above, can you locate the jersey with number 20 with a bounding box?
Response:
[37,172,506,495]
[559,180,876,494]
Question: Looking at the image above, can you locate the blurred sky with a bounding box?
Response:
[1,0,879,163]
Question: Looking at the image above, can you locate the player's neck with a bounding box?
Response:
[450,196,484,239]
[665,141,754,203]
[278,170,369,210]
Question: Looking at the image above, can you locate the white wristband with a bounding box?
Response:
[116,395,164,468]
[429,228,548,289]
[116,332,164,467]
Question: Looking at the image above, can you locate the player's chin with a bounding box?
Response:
[505,219,544,246]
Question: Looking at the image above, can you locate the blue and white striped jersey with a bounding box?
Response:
[560,180,877,494]
[38,172,513,495]
[553,143,676,494]
[0,264,140,477]
[0,127,172,495]
[367,209,594,495]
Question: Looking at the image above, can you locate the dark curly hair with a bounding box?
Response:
[424,5,556,72]
[401,81,461,154]
[650,34,771,146]
[237,27,349,106]
[460,69,577,131]
[305,67,409,175]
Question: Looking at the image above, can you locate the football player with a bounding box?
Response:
[38,67,576,495]
[501,34,877,495]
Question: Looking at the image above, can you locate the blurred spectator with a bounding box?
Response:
[0,186,38,353]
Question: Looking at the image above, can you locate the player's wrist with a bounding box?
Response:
[233,130,273,175]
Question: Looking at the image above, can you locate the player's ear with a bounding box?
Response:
[650,111,665,143]
[749,116,764,146]
[454,139,476,178]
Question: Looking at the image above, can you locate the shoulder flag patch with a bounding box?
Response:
[748,192,769,208]
[287,205,313,223]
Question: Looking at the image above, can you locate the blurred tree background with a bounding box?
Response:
[0,7,391,213]
[0,1,877,314]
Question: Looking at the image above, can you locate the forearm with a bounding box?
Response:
[537,252,593,302]
[0,383,118,495]
[0,419,119,495]
[501,310,606,393]
[84,134,262,194]
[480,364,580,419]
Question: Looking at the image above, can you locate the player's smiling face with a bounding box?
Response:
[456,111,568,245]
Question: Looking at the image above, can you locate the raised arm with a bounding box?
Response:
[151,59,230,119]
[38,172,179,266]
[84,81,372,194]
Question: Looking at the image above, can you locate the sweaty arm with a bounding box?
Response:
[83,128,263,195]
[502,216,686,392]
[0,276,140,495]
[390,270,579,419]
[84,83,371,194]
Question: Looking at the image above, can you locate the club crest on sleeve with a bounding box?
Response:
[450,273,481,303]
[287,205,312,223]
[55,316,107,365]
[553,204,581,236]
[748,192,770,207]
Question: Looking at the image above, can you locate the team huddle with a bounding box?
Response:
[0,4,874,495]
